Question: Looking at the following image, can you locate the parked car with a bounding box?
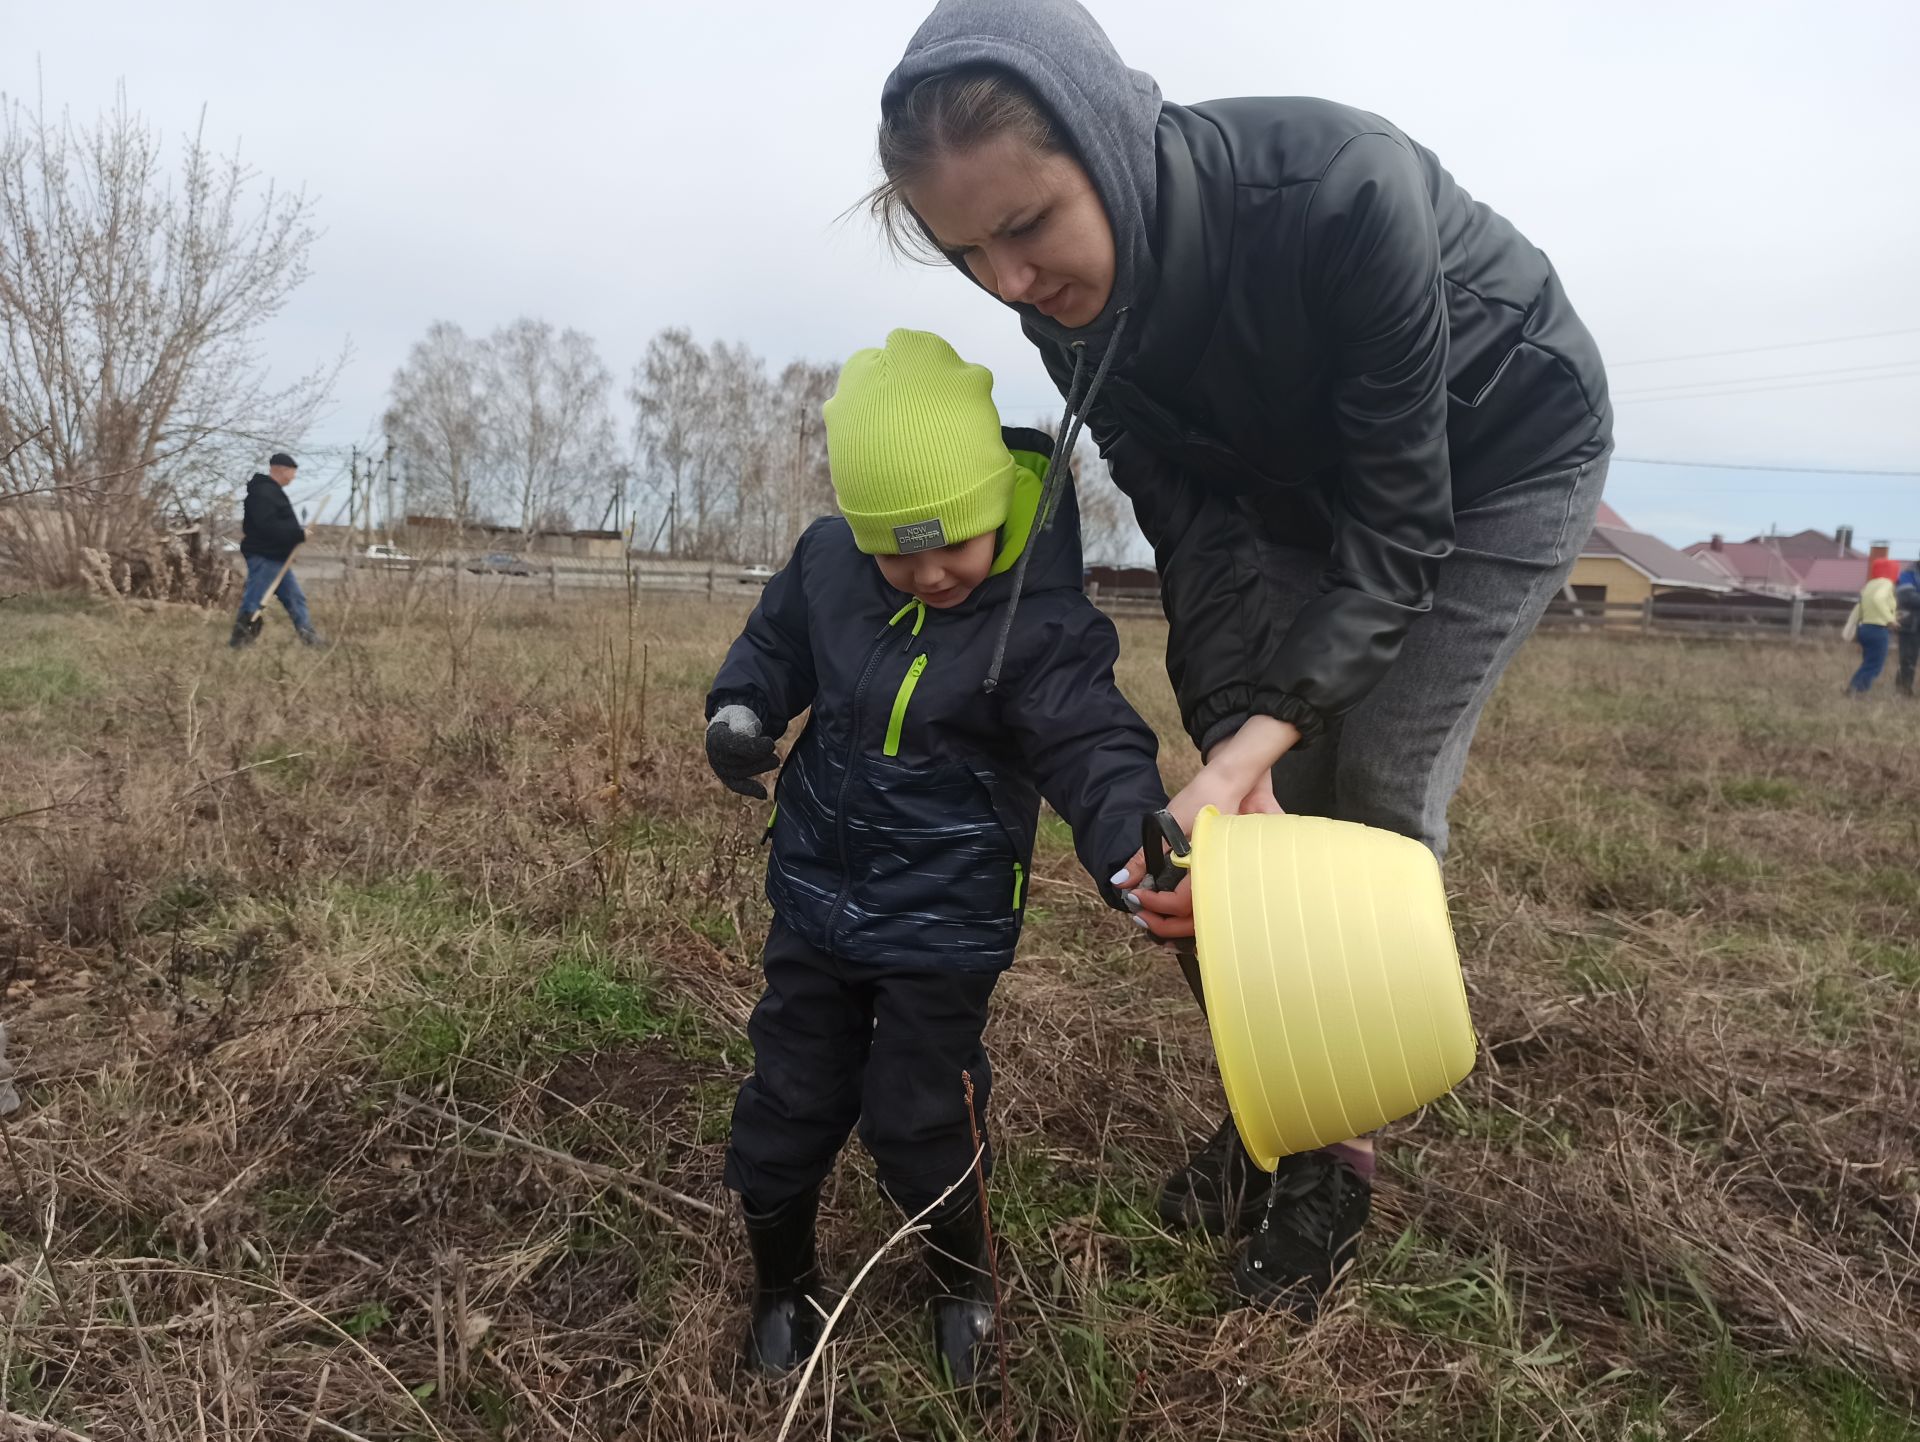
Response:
[737,563,776,586]
[356,543,415,571]
[466,551,534,577]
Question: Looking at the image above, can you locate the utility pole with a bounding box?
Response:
[384,439,397,546]
[347,446,360,577]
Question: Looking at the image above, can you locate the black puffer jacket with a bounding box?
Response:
[239,473,305,561]
[1031,99,1612,752]
[707,428,1166,973]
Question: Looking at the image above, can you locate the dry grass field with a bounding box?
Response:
[1,582,1916,1441]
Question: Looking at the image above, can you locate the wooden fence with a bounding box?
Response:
[1538,594,1856,639]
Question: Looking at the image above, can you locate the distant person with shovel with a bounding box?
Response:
[873,0,1612,1317]
[230,452,323,649]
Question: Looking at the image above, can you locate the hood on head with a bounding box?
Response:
[881,0,1161,348]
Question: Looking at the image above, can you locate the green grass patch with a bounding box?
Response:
[1564,936,1647,996]
[1704,1345,1920,1442]
[1855,939,1920,989]
[530,953,681,1049]
[0,657,94,710]
[372,932,723,1090]
[1035,810,1076,857]
[135,874,237,933]
[335,871,477,939]
[686,907,736,946]
[1720,775,1802,808]
[335,1301,392,1339]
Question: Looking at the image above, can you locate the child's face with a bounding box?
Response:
[875,532,999,609]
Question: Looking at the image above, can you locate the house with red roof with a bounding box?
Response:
[1566,506,1733,607]
[1684,528,1887,598]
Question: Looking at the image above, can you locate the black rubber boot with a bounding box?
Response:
[1156,1113,1270,1237]
[1230,1150,1371,1320]
[922,1197,996,1388]
[228,613,256,649]
[741,1187,824,1374]
[296,627,327,648]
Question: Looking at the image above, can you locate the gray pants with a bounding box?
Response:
[1266,452,1609,858]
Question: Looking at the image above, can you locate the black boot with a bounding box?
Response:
[1230,1150,1371,1320]
[741,1187,823,1374]
[296,627,327,647]
[922,1197,996,1387]
[228,613,256,649]
[1157,1113,1270,1236]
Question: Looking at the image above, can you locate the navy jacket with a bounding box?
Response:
[707,428,1167,973]
[240,474,305,561]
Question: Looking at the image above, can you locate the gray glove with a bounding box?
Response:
[706,704,779,799]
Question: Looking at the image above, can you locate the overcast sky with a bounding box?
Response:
[6,0,1918,550]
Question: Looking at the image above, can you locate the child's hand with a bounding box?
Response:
[706,705,779,799]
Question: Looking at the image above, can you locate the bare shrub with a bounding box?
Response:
[0,88,336,595]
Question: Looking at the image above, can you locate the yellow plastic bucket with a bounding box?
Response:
[1169,807,1477,1170]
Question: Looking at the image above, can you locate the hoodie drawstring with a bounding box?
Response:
[982,307,1132,693]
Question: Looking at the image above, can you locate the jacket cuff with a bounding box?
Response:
[706,687,774,731]
[1185,686,1328,752]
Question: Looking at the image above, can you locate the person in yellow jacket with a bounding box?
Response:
[1846,558,1901,695]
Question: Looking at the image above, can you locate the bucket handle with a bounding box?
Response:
[1142,808,1193,892]
[1142,810,1205,1013]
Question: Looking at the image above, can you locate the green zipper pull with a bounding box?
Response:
[883,654,929,757]
[1012,860,1026,910]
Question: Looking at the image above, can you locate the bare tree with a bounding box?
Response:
[627,330,840,561]
[707,341,773,561]
[1071,447,1140,565]
[384,321,491,529]
[1028,420,1139,565]
[0,89,334,596]
[485,318,613,537]
[773,359,838,557]
[629,328,714,557]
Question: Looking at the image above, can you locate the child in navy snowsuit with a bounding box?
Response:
[704,330,1167,1382]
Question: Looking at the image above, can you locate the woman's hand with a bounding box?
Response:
[1112,716,1300,939]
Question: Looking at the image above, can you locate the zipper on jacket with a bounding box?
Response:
[882,654,928,758]
[1012,860,1025,910]
[824,608,925,946]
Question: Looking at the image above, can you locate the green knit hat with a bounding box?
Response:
[823,329,1018,555]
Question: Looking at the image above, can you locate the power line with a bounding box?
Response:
[1611,325,1920,368]
[1614,457,1920,476]
[1614,356,1920,399]
[1615,366,1920,404]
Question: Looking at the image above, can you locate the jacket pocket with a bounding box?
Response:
[839,756,1020,961]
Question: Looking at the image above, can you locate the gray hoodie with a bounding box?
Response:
[881,0,1162,350]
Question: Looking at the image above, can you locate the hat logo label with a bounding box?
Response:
[893,519,947,554]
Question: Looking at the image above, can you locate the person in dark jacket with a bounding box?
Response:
[1894,563,1920,698]
[706,329,1166,1383]
[231,452,322,648]
[873,0,1613,1318]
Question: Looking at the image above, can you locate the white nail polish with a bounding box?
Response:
[1110,869,1131,886]
[1132,914,1149,929]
